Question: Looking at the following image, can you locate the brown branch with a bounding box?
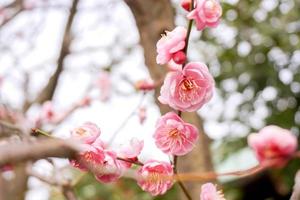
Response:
[34,0,79,105]
[0,138,80,167]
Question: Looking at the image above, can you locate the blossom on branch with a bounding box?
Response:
[248,125,298,167]
[159,62,214,112]
[200,183,225,200]
[188,0,222,31]
[71,122,101,144]
[137,160,173,196]
[118,138,144,168]
[153,112,199,156]
[156,26,187,65]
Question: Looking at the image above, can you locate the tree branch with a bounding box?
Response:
[0,138,80,167]
[33,0,80,105]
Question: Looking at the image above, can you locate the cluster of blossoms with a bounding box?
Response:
[69,0,224,198]
[68,0,299,199]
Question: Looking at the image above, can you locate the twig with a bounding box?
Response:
[116,157,144,166]
[173,156,193,200]
[0,120,23,138]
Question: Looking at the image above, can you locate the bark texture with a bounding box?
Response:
[124,0,214,199]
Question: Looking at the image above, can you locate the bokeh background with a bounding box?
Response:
[0,0,300,199]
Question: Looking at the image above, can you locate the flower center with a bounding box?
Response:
[76,128,87,136]
[181,79,195,91]
[169,129,180,138]
[147,172,161,184]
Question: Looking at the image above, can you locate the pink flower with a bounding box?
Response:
[94,150,123,183]
[70,144,105,171]
[70,144,122,183]
[156,27,187,65]
[118,138,144,169]
[153,112,198,156]
[158,62,214,112]
[119,138,144,159]
[137,160,173,196]
[96,71,111,102]
[248,125,298,167]
[40,101,56,123]
[71,122,101,144]
[188,0,222,31]
[200,183,225,200]
[135,79,156,91]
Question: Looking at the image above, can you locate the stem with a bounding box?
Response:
[174,156,193,200]
[31,128,53,138]
[182,0,194,67]
[117,157,144,166]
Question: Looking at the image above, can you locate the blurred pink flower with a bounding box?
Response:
[156,26,187,65]
[181,0,193,11]
[41,101,55,122]
[188,0,222,31]
[153,112,198,156]
[200,183,225,200]
[158,62,214,112]
[137,160,173,196]
[135,79,156,91]
[78,96,91,107]
[71,122,101,144]
[96,71,111,102]
[248,125,297,167]
[94,150,123,183]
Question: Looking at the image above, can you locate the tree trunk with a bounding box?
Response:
[124,0,214,199]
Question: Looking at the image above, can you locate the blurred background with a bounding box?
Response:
[0,0,300,199]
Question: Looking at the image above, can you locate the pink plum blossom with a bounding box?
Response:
[137,160,173,196]
[118,138,144,168]
[158,62,214,112]
[70,144,122,183]
[200,183,225,200]
[40,101,56,123]
[70,144,105,171]
[71,122,101,144]
[248,125,298,167]
[188,0,222,31]
[153,112,199,156]
[94,150,123,183]
[96,71,111,102]
[156,26,187,65]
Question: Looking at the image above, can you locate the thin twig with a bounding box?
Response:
[107,93,146,145]
[174,156,193,200]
